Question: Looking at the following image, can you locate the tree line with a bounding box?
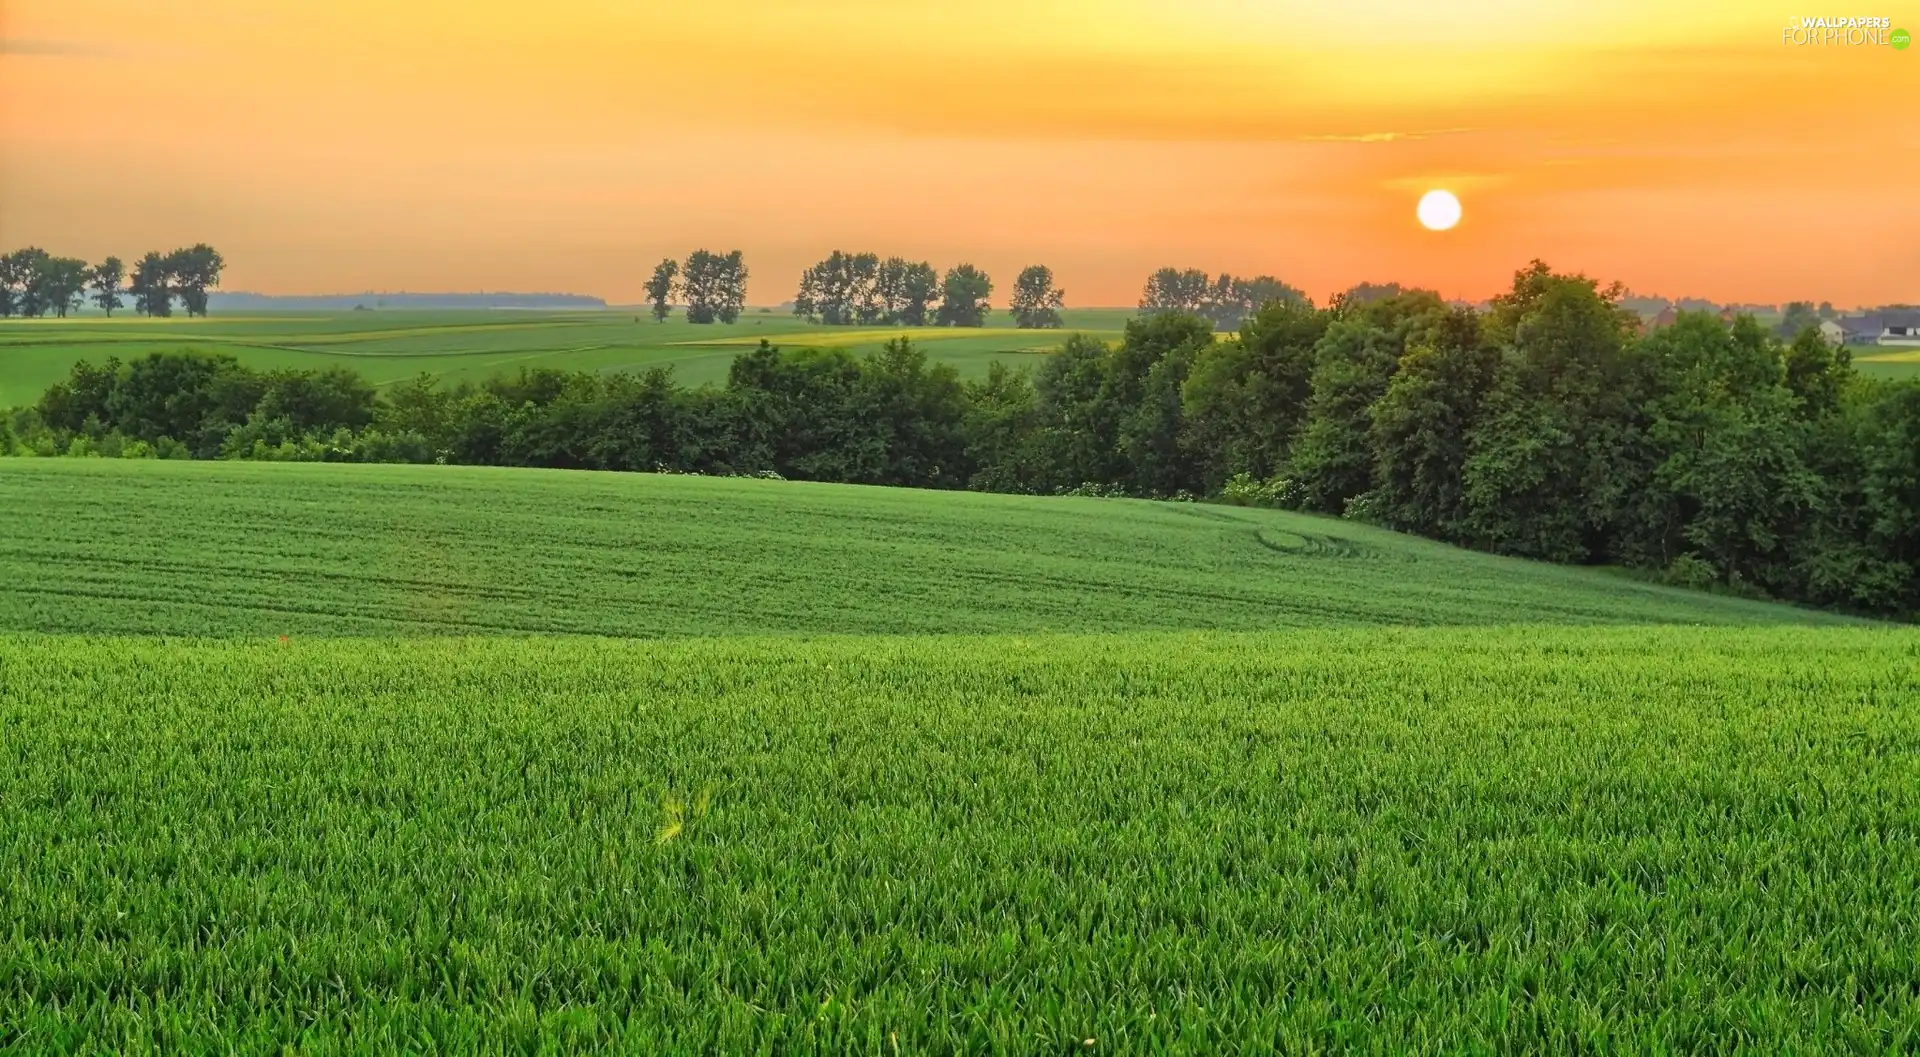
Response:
[1139,268,1308,330]
[643,250,749,323]
[788,254,1070,330]
[0,246,225,319]
[7,259,1915,619]
[639,250,1071,331]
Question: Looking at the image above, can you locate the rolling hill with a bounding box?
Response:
[0,458,1854,636]
[0,309,1133,407]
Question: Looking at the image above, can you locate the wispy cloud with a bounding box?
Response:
[1378,171,1519,194]
[1301,127,1479,144]
[0,38,119,58]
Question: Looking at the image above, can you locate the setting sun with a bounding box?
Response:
[1417,190,1463,232]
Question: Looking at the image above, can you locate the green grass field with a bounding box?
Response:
[0,459,1852,636]
[4,628,1917,1050]
[2,459,1912,1051]
[0,309,1135,408]
[8,310,1909,406]
[1857,346,1920,380]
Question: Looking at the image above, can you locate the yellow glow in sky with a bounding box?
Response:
[2,0,1915,305]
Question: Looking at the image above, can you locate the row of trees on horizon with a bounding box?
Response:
[640,251,1067,330]
[7,260,1916,621]
[642,251,750,324]
[0,243,1406,327]
[650,251,1317,331]
[637,251,1330,332]
[0,246,225,319]
[790,255,1069,330]
[15,244,1892,325]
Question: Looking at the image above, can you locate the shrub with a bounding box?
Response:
[1341,489,1388,524]
[351,429,437,465]
[1663,554,1720,590]
[1057,482,1131,499]
[1220,472,1303,509]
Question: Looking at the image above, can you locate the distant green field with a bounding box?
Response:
[0,459,1853,636]
[0,308,1135,407]
[4,626,1917,1050]
[1857,347,1920,380]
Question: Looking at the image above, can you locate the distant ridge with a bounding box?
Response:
[208,291,607,311]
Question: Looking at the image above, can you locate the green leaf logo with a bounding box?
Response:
[1894,28,1911,50]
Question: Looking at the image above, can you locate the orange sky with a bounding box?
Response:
[2,0,1915,306]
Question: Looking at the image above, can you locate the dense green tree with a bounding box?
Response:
[1460,263,1640,562]
[1651,385,1820,591]
[1139,268,1209,314]
[579,369,702,472]
[1780,301,1820,337]
[1176,339,1256,487]
[0,249,38,317]
[643,258,679,322]
[727,341,870,478]
[102,351,248,448]
[795,251,881,325]
[1179,300,1326,485]
[487,371,652,471]
[31,256,92,317]
[935,264,991,327]
[962,362,1045,492]
[4,249,52,316]
[1118,341,1207,496]
[682,249,748,324]
[851,338,970,487]
[792,258,827,323]
[129,252,174,318]
[1282,291,1443,514]
[1831,383,1920,611]
[1008,265,1065,329]
[877,257,940,326]
[256,368,378,434]
[717,252,750,324]
[1336,281,1415,308]
[1204,274,1305,331]
[36,358,123,433]
[1622,313,1821,589]
[1286,319,1400,513]
[165,244,225,317]
[1031,333,1120,489]
[1367,307,1499,535]
[375,373,454,446]
[1139,268,1303,330]
[902,260,942,326]
[1782,326,1851,418]
[1106,312,1214,496]
[848,254,884,324]
[720,339,963,483]
[89,256,126,316]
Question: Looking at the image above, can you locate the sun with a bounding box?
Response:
[1417,189,1462,231]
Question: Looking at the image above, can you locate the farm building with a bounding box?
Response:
[1837,310,1920,346]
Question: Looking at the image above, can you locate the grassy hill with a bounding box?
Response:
[0,308,1134,407]
[4,458,1910,1051]
[0,458,1853,636]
